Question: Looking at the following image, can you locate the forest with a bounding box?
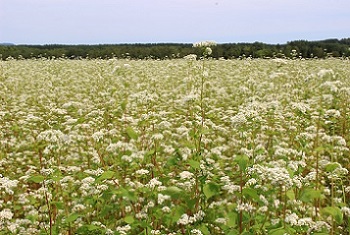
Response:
[1,38,350,59]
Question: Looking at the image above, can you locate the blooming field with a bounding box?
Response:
[0,56,349,235]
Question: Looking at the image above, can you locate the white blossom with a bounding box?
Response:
[146,178,162,189]
[179,171,194,180]
[0,176,18,195]
[116,224,131,235]
[0,209,13,221]
[191,229,203,235]
[285,213,299,226]
[193,41,217,48]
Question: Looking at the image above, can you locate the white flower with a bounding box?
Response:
[341,207,350,216]
[135,211,148,219]
[184,54,197,60]
[37,129,69,144]
[40,168,54,176]
[151,133,164,141]
[157,193,171,204]
[161,206,170,213]
[215,217,227,224]
[0,176,19,195]
[259,195,269,205]
[116,224,131,235]
[177,213,189,225]
[72,204,86,212]
[323,188,331,195]
[151,230,161,234]
[84,168,104,176]
[177,211,205,225]
[0,208,13,221]
[135,169,149,176]
[317,69,334,78]
[92,131,104,142]
[81,176,95,184]
[345,186,350,193]
[220,176,231,183]
[147,201,155,208]
[7,222,19,233]
[285,213,298,226]
[179,171,194,180]
[121,155,133,162]
[296,217,313,226]
[308,221,331,233]
[245,178,257,186]
[231,113,247,126]
[272,199,280,208]
[146,178,162,189]
[258,206,268,213]
[236,201,255,212]
[204,47,212,55]
[222,183,240,194]
[271,218,280,225]
[193,41,217,48]
[191,229,203,235]
[125,206,132,213]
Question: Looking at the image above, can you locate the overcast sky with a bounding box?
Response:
[0,0,349,45]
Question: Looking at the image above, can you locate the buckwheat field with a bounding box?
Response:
[0,47,349,234]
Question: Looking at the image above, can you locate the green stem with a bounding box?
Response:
[239,170,243,233]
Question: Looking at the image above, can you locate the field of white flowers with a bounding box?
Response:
[0,53,349,234]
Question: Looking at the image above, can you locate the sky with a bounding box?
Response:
[0,0,349,45]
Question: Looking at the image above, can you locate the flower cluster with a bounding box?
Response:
[193,40,217,48]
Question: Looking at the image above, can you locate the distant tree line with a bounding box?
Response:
[1,38,350,60]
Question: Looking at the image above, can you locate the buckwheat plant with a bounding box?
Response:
[0,54,349,235]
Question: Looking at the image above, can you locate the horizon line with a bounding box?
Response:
[1,37,349,46]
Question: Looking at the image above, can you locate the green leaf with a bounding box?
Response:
[299,188,322,202]
[65,213,80,223]
[325,162,340,172]
[27,175,45,183]
[203,182,220,199]
[51,171,62,182]
[287,167,295,177]
[172,206,186,222]
[227,212,237,227]
[234,155,249,171]
[126,126,138,140]
[199,224,211,235]
[286,189,295,200]
[87,224,100,231]
[242,232,253,235]
[96,170,115,182]
[242,188,260,201]
[198,127,211,135]
[188,159,200,169]
[166,155,179,167]
[321,206,343,224]
[120,187,137,202]
[164,186,183,199]
[124,215,135,224]
[314,146,325,154]
[268,227,288,235]
[186,198,197,209]
[120,101,127,111]
[52,201,64,210]
[226,230,239,235]
[145,149,155,158]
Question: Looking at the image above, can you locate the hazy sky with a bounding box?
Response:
[1,0,349,45]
